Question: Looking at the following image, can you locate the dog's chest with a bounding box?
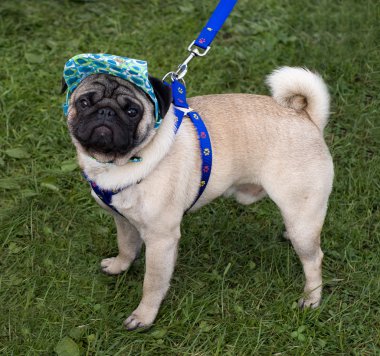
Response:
[90,179,165,228]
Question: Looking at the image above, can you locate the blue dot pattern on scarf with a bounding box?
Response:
[63,53,162,128]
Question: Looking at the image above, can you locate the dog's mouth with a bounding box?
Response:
[91,124,113,143]
[82,123,114,153]
[72,119,113,153]
[72,116,136,157]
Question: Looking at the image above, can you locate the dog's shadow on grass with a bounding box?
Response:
[180,197,290,265]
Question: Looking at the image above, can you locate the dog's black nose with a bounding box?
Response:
[97,107,115,119]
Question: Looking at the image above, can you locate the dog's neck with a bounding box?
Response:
[78,106,177,190]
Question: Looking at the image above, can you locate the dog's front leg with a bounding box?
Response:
[124,224,181,330]
[101,215,142,275]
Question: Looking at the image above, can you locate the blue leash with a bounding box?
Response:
[87,0,237,215]
[194,0,238,50]
[164,0,238,81]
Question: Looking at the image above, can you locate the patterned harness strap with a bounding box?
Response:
[170,80,212,210]
[84,173,124,217]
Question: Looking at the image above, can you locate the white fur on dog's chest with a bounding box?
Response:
[89,179,160,228]
[111,185,152,226]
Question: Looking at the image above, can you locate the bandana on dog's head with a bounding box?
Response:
[63,53,162,128]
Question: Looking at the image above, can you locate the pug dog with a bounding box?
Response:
[64,66,333,330]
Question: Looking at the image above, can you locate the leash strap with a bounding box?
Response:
[163,0,238,81]
[194,0,238,50]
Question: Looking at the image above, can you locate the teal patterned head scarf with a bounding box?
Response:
[63,53,162,128]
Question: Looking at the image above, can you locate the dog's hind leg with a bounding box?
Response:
[101,215,142,275]
[264,161,333,308]
[282,204,326,308]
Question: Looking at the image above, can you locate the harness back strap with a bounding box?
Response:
[171,79,213,210]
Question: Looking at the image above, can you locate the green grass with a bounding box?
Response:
[0,0,379,354]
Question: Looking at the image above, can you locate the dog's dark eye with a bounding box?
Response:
[80,99,89,108]
[127,108,138,117]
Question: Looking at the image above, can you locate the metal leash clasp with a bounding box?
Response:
[163,41,211,83]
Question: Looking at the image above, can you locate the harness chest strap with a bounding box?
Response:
[85,174,123,216]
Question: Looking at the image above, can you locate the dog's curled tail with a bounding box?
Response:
[266,67,330,131]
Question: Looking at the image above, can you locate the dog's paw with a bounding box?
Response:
[100,256,131,275]
[298,296,321,309]
[123,311,154,331]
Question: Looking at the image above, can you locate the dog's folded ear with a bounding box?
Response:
[149,75,172,119]
[61,77,68,94]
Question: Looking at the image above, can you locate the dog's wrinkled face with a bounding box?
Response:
[67,74,157,163]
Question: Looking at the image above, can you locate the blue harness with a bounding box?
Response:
[170,80,212,210]
[84,0,237,215]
